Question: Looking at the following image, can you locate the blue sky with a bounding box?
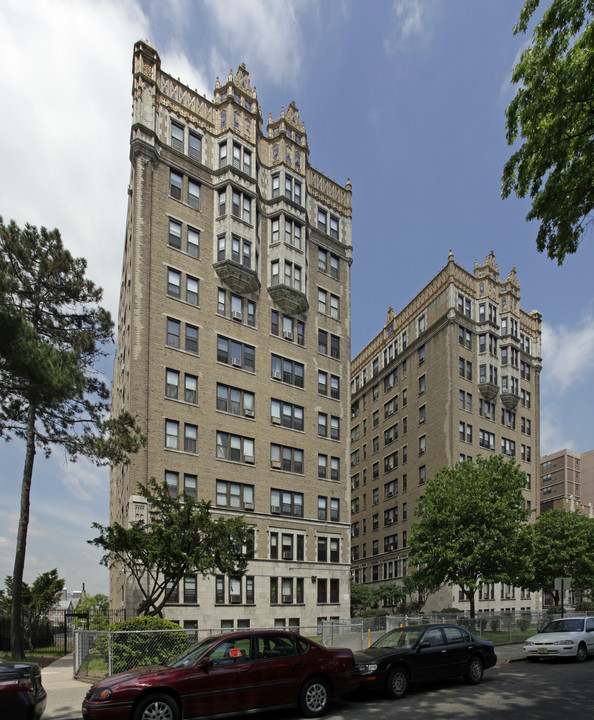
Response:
[1,0,594,596]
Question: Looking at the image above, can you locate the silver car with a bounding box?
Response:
[523,617,594,662]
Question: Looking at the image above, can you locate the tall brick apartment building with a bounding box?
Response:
[350,251,542,613]
[110,42,353,630]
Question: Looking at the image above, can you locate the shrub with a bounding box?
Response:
[516,616,531,631]
[438,608,462,614]
[96,616,190,674]
[574,601,594,612]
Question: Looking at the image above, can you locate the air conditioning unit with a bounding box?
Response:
[282,595,292,603]
[230,595,241,604]
[283,331,293,340]
[232,311,243,321]
[272,370,282,380]
[282,551,292,560]
[243,502,254,511]
[244,408,254,418]
[244,455,254,464]
[271,416,281,425]
[271,505,281,513]
[232,358,242,367]
[271,461,281,469]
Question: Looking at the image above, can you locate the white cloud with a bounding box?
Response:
[0,0,150,320]
[541,317,594,394]
[202,0,312,87]
[385,0,435,54]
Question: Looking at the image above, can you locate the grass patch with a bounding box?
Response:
[0,651,64,668]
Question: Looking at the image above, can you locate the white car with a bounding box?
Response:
[523,617,594,662]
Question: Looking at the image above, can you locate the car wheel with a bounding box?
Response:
[576,643,587,663]
[385,666,409,699]
[464,656,484,685]
[298,677,330,717]
[134,693,180,720]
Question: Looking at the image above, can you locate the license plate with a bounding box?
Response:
[537,647,548,654]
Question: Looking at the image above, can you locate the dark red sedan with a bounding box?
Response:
[82,629,359,720]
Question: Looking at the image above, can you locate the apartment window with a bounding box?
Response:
[271,218,280,244]
[418,375,426,395]
[384,506,398,526]
[459,358,472,380]
[459,422,472,444]
[187,227,200,257]
[419,405,426,424]
[271,354,304,387]
[171,122,184,152]
[283,261,302,291]
[166,318,180,348]
[479,364,498,384]
[218,189,226,215]
[189,132,201,161]
[216,480,254,511]
[165,369,179,399]
[384,534,398,552]
[184,474,197,498]
[270,444,304,474]
[459,325,472,349]
[317,208,327,233]
[272,174,280,198]
[458,293,472,318]
[329,215,339,239]
[216,383,254,417]
[284,218,302,249]
[271,311,304,344]
[384,479,398,499]
[231,189,252,223]
[318,249,339,279]
[165,420,179,450]
[185,324,198,354]
[167,268,181,299]
[479,429,496,451]
[188,179,200,209]
[419,465,426,484]
[184,424,197,453]
[502,437,516,457]
[183,575,197,604]
[318,496,328,521]
[384,450,398,472]
[271,488,304,517]
[165,470,178,497]
[217,336,255,371]
[168,218,182,249]
[219,141,227,168]
[271,399,304,430]
[418,315,426,335]
[186,276,199,305]
[216,432,255,464]
[459,390,472,412]
[170,169,182,199]
[419,435,426,454]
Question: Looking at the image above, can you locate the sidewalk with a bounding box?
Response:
[41,654,90,720]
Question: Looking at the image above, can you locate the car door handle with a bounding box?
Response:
[239,667,251,673]
[293,661,305,667]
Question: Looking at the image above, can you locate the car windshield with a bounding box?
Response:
[373,627,424,649]
[168,637,223,668]
[541,619,584,634]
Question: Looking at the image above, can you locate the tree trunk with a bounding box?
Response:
[10,404,36,660]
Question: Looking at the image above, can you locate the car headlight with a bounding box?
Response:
[357,663,378,676]
[553,639,574,646]
[89,687,113,701]
[524,641,534,646]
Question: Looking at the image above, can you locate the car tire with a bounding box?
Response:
[298,677,330,717]
[134,693,180,720]
[385,666,409,699]
[576,643,587,663]
[464,656,484,685]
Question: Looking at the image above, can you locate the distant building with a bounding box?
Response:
[110,42,353,631]
[540,448,594,516]
[350,251,541,613]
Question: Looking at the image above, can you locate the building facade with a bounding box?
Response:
[540,448,594,515]
[350,251,542,613]
[110,42,353,631]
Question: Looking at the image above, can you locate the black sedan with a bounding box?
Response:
[354,624,497,699]
[0,658,47,719]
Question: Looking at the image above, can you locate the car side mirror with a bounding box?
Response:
[199,657,214,672]
[419,642,431,650]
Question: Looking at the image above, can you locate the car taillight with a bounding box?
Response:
[0,677,34,692]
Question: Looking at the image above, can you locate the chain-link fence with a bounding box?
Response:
[75,625,321,680]
[323,611,576,651]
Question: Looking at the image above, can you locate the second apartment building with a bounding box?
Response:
[350,251,542,612]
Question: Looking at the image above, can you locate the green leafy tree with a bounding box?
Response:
[502,0,594,263]
[409,456,531,617]
[0,569,64,650]
[518,509,594,602]
[376,583,406,613]
[0,218,145,659]
[350,582,379,616]
[89,478,254,617]
[73,593,110,630]
[401,569,441,614]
